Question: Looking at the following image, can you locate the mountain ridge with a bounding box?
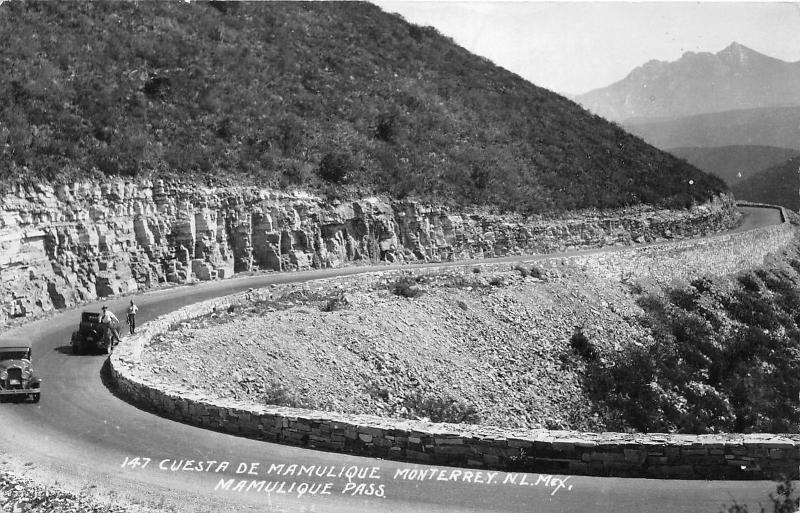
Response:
[668,145,800,186]
[576,42,800,122]
[625,106,800,151]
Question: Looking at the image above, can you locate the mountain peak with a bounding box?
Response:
[721,41,748,52]
[716,42,769,64]
[575,40,800,121]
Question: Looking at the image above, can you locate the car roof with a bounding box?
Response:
[0,345,30,351]
[0,338,31,351]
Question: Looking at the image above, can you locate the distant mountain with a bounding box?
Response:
[576,43,800,122]
[731,156,800,210]
[624,106,800,151]
[0,1,726,213]
[669,146,800,186]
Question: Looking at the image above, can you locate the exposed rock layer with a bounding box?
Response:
[0,180,738,323]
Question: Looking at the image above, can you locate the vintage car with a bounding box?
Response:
[71,311,118,354]
[0,342,41,403]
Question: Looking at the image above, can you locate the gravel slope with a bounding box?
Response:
[142,265,650,431]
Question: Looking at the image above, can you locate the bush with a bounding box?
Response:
[317,152,353,183]
[569,328,597,361]
[589,261,800,434]
[402,391,480,424]
[488,276,504,287]
[513,263,530,278]
[375,111,398,143]
[320,293,349,312]
[263,382,309,408]
[391,277,423,298]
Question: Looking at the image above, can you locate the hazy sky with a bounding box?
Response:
[374,2,800,95]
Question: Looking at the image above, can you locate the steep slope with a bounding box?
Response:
[0,1,723,213]
[625,106,800,152]
[669,146,800,186]
[731,156,800,210]
[576,43,800,122]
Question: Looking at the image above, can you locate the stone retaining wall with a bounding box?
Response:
[538,203,794,285]
[110,204,800,480]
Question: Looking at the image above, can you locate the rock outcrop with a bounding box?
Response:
[0,180,738,324]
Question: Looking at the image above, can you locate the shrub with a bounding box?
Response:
[317,152,353,183]
[590,262,800,434]
[402,391,480,424]
[513,263,530,278]
[366,381,391,401]
[263,382,309,408]
[391,277,423,298]
[320,293,348,312]
[569,328,597,361]
[529,265,543,279]
[375,112,398,142]
[737,271,761,294]
[488,276,504,287]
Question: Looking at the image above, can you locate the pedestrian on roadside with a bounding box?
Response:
[126,300,139,335]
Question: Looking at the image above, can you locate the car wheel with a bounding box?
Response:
[31,393,40,403]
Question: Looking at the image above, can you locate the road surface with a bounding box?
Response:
[0,205,788,513]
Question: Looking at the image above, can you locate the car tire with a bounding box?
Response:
[31,393,40,403]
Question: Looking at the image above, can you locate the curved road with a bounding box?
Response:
[0,206,788,513]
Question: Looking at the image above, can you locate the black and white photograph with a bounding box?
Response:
[2,1,800,512]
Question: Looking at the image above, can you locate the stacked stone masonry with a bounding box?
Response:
[0,180,737,323]
[110,204,800,480]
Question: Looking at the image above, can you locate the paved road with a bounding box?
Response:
[0,206,788,513]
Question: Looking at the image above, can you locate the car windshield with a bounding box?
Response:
[0,350,28,361]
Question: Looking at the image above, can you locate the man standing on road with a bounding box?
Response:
[100,305,121,348]
[126,300,138,335]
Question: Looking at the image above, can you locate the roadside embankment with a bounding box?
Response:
[110,204,799,479]
[1,181,737,324]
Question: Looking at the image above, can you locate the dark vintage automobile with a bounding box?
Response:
[0,343,41,403]
[71,311,118,354]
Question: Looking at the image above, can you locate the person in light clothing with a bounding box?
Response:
[126,300,139,335]
[100,305,121,348]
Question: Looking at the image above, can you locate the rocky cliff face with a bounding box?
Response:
[0,180,738,323]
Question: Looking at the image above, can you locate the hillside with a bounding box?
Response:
[576,42,800,122]
[0,1,724,213]
[731,157,800,210]
[669,146,800,186]
[625,106,800,152]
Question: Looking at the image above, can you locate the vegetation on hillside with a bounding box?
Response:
[584,241,800,434]
[668,145,799,186]
[0,1,725,213]
[732,157,800,211]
